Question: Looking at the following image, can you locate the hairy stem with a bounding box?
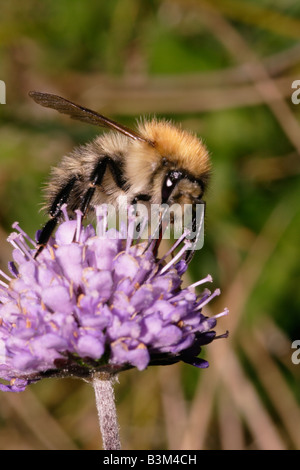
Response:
[92,372,121,450]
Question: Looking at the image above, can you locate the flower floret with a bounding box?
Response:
[0,210,227,391]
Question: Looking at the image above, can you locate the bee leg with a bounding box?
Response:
[184,246,195,264]
[80,157,126,215]
[130,194,151,233]
[185,201,206,264]
[152,226,163,258]
[34,177,77,258]
[184,209,196,264]
[79,158,109,215]
[131,194,151,205]
[34,218,59,258]
[142,206,168,258]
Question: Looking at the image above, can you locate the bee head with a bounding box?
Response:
[128,119,210,206]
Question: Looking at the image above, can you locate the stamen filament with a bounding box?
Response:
[189,274,213,289]
[160,241,191,275]
[8,233,32,259]
[12,222,36,247]
[0,270,12,282]
[214,307,229,319]
[96,205,108,237]
[61,204,69,221]
[195,288,221,311]
[158,229,191,264]
[75,210,83,242]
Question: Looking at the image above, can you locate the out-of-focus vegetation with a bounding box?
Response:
[0,0,300,450]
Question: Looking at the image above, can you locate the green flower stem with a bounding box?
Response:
[92,372,121,450]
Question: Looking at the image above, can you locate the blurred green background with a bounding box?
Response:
[0,0,300,450]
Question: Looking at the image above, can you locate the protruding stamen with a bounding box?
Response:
[75,209,83,242]
[189,274,213,290]
[0,280,9,288]
[160,241,192,275]
[12,222,35,247]
[96,205,108,237]
[7,233,32,259]
[215,331,229,340]
[61,204,69,222]
[195,288,221,311]
[0,269,12,282]
[158,229,191,264]
[7,233,21,251]
[214,307,229,319]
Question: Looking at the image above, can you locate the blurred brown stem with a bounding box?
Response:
[92,373,121,450]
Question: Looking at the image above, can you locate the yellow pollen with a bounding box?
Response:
[77,293,84,306]
[69,280,74,298]
[50,321,58,330]
[49,246,56,260]
[82,245,87,262]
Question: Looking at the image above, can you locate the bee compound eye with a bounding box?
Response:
[162,171,183,203]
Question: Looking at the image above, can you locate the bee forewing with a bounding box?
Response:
[29,91,153,145]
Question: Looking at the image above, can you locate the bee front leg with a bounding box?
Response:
[184,201,206,264]
[80,156,126,215]
[79,158,109,215]
[34,176,77,258]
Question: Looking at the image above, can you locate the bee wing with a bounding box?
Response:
[29,91,153,145]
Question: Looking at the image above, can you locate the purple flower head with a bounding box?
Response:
[0,206,228,392]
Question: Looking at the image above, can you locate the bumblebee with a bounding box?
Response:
[29,91,210,258]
